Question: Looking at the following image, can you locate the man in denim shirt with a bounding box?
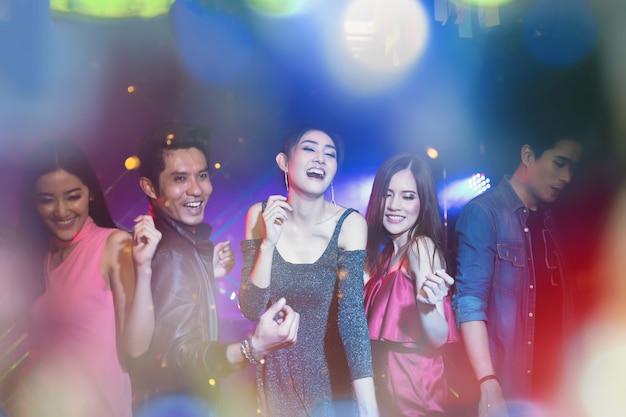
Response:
[453,130,582,417]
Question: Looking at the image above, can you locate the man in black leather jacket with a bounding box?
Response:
[131,123,299,414]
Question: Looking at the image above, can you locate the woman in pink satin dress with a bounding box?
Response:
[12,140,161,417]
[363,154,457,417]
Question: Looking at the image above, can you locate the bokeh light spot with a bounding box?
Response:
[246,0,305,17]
[329,0,429,94]
[426,147,439,159]
[579,333,626,417]
[343,0,428,73]
[125,155,140,170]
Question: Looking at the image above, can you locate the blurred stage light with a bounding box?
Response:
[335,174,375,214]
[326,0,428,94]
[124,155,140,170]
[343,0,428,72]
[439,172,491,212]
[579,331,626,417]
[426,147,439,159]
[468,172,491,194]
[246,0,305,17]
[51,0,173,18]
[456,0,514,5]
[104,156,141,196]
[170,1,253,85]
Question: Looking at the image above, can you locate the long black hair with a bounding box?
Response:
[19,139,115,250]
[365,153,446,274]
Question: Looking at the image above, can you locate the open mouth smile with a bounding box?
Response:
[306,167,325,180]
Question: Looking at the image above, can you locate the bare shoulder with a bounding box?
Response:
[338,207,366,251]
[103,229,132,261]
[245,201,265,240]
[409,236,436,255]
[341,208,366,229]
[408,236,444,270]
[100,229,133,282]
[104,229,131,249]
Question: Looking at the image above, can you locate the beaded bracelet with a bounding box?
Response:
[478,374,498,385]
[241,338,265,365]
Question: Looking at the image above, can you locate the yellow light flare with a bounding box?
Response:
[426,147,439,159]
[124,155,140,170]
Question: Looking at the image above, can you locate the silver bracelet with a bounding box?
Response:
[241,338,265,365]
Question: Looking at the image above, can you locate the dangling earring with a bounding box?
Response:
[330,182,336,205]
[284,169,289,191]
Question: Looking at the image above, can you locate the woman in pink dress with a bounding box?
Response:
[363,153,457,417]
[12,140,161,417]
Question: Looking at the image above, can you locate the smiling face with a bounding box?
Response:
[525,139,582,208]
[382,169,421,242]
[142,147,213,232]
[35,169,91,242]
[284,129,338,196]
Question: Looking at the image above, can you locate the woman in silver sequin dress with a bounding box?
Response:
[239,127,379,417]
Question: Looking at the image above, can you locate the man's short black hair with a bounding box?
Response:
[137,123,211,190]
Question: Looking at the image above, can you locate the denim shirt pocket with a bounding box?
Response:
[494,244,525,295]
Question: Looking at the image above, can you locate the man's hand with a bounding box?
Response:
[479,379,509,417]
[250,297,299,357]
[213,241,234,279]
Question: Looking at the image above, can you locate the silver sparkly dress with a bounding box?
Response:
[239,208,374,417]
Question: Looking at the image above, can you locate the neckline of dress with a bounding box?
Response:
[47,217,95,272]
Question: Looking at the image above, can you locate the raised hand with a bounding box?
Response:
[262,195,292,246]
[251,297,299,357]
[417,269,455,305]
[131,214,162,267]
[213,240,234,279]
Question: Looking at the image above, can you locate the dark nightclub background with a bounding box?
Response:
[1,1,624,416]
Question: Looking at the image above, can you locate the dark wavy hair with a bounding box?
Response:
[281,124,345,171]
[365,153,446,273]
[19,139,116,250]
[137,122,211,191]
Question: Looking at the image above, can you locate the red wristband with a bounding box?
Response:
[478,374,498,385]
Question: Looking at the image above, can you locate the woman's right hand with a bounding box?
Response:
[262,195,292,246]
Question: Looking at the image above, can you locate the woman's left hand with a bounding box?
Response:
[417,269,454,305]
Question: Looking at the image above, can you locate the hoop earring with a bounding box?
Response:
[284,170,289,191]
[330,182,336,205]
